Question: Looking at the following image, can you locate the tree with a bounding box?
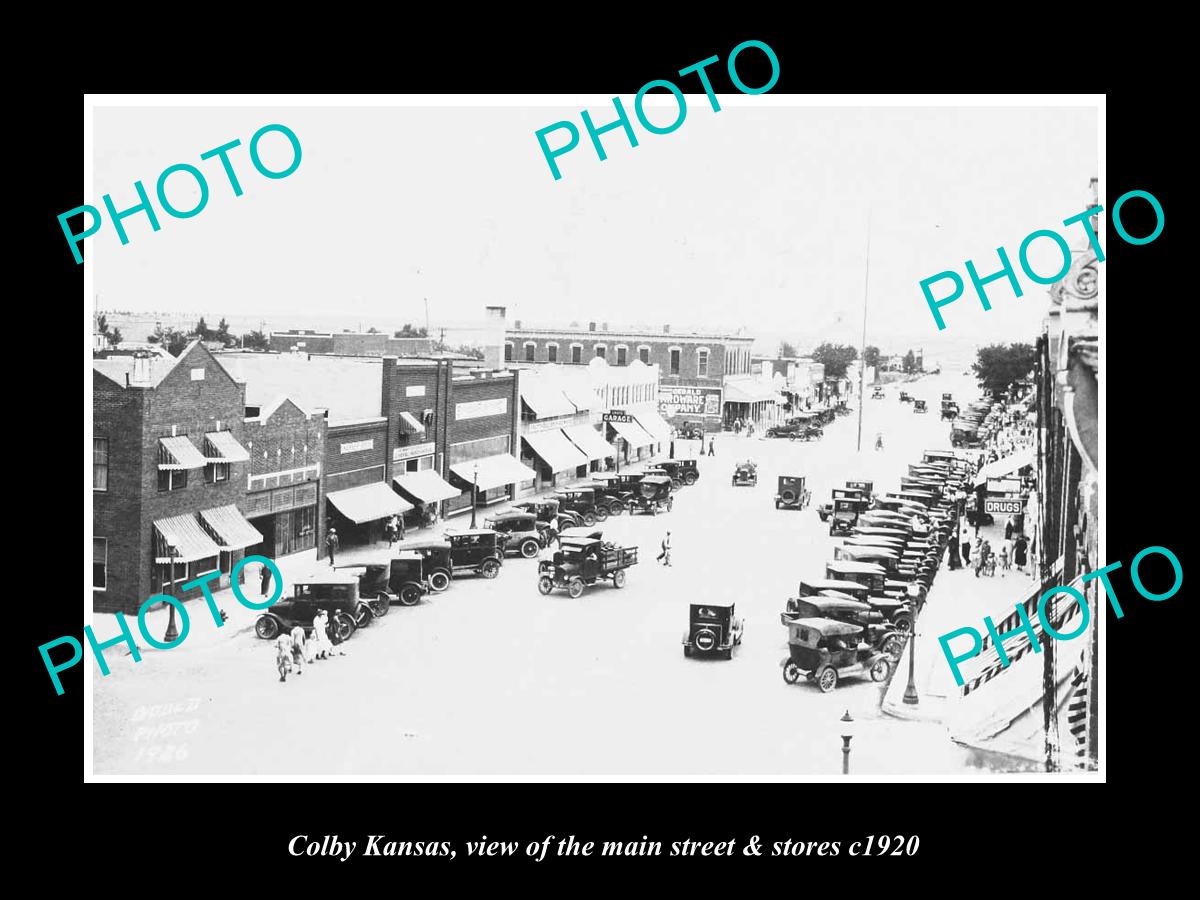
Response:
[148,324,190,357]
[397,323,428,338]
[810,342,858,380]
[96,314,109,336]
[863,345,881,368]
[902,350,917,373]
[973,343,1036,396]
[216,318,233,347]
[433,340,483,359]
[778,340,799,358]
[242,329,270,351]
[367,326,380,334]
[106,327,123,348]
[193,317,214,342]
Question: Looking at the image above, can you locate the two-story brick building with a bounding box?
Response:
[93,342,262,614]
[269,329,434,357]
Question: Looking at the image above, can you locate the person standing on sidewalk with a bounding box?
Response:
[260,560,273,597]
[397,512,406,543]
[960,529,971,566]
[1014,535,1029,574]
[310,611,331,660]
[385,515,396,548]
[325,527,339,566]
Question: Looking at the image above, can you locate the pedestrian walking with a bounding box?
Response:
[328,612,348,656]
[546,516,560,548]
[385,516,396,548]
[310,610,331,660]
[397,512,406,542]
[325,527,339,566]
[961,532,971,565]
[275,633,294,682]
[657,531,672,566]
[707,437,715,457]
[1004,516,1014,542]
[999,544,1011,574]
[260,560,273,597]
[289,624,308,671]
[1014,535,1028,573]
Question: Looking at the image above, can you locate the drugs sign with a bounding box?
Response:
[984,497,1025,515]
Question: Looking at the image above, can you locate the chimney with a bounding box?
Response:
[514,319,522,329]
[588,321,597,332]
[131,350,152,385]
[662,324,670,334]
[483,305,507,370]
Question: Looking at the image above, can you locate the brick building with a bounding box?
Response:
[514,368,601,495]
[503,319,763,429]
[269,329,434,357]
[93,342,261,614]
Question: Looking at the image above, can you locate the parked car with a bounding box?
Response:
[440,529,506,578]
[654,459,700,486]
[512,497,584,531]
[254,572,371,641]
[781,617,892,691]
[899,391,912,403]
[941,401,960,420]
[677,420,706,440]
[537,534,638,598]
[913,399,928,414]
[766,418,821,441]
[554,487,608,525]
[775,475,810,510]
[393,538,455,591]
[339,552,432,608]
[484,511,549,558]
[682,603,743,659]
[627,474,674,515]
[783,593,905,660]
[815,568,915,633]
[732,461,758,487]
[588,475,635,516]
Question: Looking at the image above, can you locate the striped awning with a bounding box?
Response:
[450,454,536,491]
[523,429,588,472]
[608,418,655,448]
[634,410,672,445]
[200,504,263,550]
[398,411,426,435]
[562,424,616,461]
[154,513,222,563]
[158,435,207,470]
[327,482,413,524]
[394,469,460,503]
[203,430,250,463]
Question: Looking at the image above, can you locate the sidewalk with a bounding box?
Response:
[883,520,1036,723]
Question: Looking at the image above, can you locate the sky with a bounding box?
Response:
[93,101,1097,356]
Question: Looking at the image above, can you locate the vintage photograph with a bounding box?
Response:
[87,99,1100,776]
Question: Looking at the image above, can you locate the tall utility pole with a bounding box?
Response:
[424,298,430,336]
[855,213,872,453]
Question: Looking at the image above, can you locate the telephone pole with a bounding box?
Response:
[855,213,872,453]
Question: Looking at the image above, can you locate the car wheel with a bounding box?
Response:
[481,559,500,579]
[429,570,451,593]
[683,472,697,485]
[609,501,624,516]
[333,614,355,642]
[789,433,797,441]
[537,575,555,595]
[817,666,838,693]
[613,569,627,588]
[595,506,609,522]
[783,661,802,684]
[870,657,892,682]
[894,614,913,634]
[882,635,905,659]
[582,512,596,527]
[567,578,585,599]
[399,583,423,606]
[520,539,539,559]
[370,594,391,617]
[255,616,279,640]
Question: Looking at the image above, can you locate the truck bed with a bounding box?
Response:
[599,546,638,571]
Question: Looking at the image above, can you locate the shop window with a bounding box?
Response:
[293,506,316,540]
[93,438,109,491]
[93,537,107,590]
[190,557,218,580]
[158,469,188,492]
[547,344,558,363]
[204,462,230,484]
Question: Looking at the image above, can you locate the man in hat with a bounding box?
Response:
[325,527,339,566]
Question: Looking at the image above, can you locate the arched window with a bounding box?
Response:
[524,341,537,362]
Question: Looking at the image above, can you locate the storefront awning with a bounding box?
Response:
[203,430,250,463]
[520,380,578,418]
[398,411,426,435]
[722,378,779,404]
[450,454,536,491]
[200,504,263,550]
[562,424,616,461]
[393,469,460,503]
[608,418,656,448]
[634,410,672,445]
[326,481,414,524]
[158,435,207,470]
[523,430,589,472]
[154,513,222,563]
[975,447,1035,486]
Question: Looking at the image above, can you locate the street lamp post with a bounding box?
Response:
[839,710,856,774]
[163,544,180,644]
[903,613,920,705]
[470,463,479,528]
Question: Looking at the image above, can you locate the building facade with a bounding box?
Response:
[270,329,434,357]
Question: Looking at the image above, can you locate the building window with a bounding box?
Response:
[93,438,109,491]
[204,462,230,484]
[571,344,582,364]
[93,537,107,590]
[157,469,188,492]
[524,342,536,362]
[219,550,233,575]
[617,346,627,366]
[697,348,709,378]
[190,557,218,581]
[595,344,606,360]
[639,346,650,364]
[504,343,513,362]
[670,348,681,375]
[547,344,558,363]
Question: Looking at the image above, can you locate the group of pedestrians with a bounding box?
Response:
[274,610,346,683]
[384,513,406,547]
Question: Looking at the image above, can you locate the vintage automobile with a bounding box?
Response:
[966,495,995,527]
[682,603,743,659]
[512,497,584,531]
[942,393,954,402]
[941,401,960,420]
[627,474,674,515]
[913,399,928,414]
[817,486,869,521]
[775,475,810,510]
[392,538,455,591]
[782,593,905,660]
[951,423,982,449]
[732,461,758,487]
[484,511,549,558]
[677,420,706,440]
[588,475,636,516]
[653,458,700,486]
[537,534,638,598]
[871,387,886,399]
[554,486,608,525]
[439,529,506,578]
[254,571,371,641]
[825,497,864,536]
[781,618,892,691]
[814,570,915,633]
[766,416,822,441]
[899,391,913,403]
[339,552,433,609]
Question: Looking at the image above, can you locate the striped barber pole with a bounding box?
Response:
[1067,665,1089,762]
